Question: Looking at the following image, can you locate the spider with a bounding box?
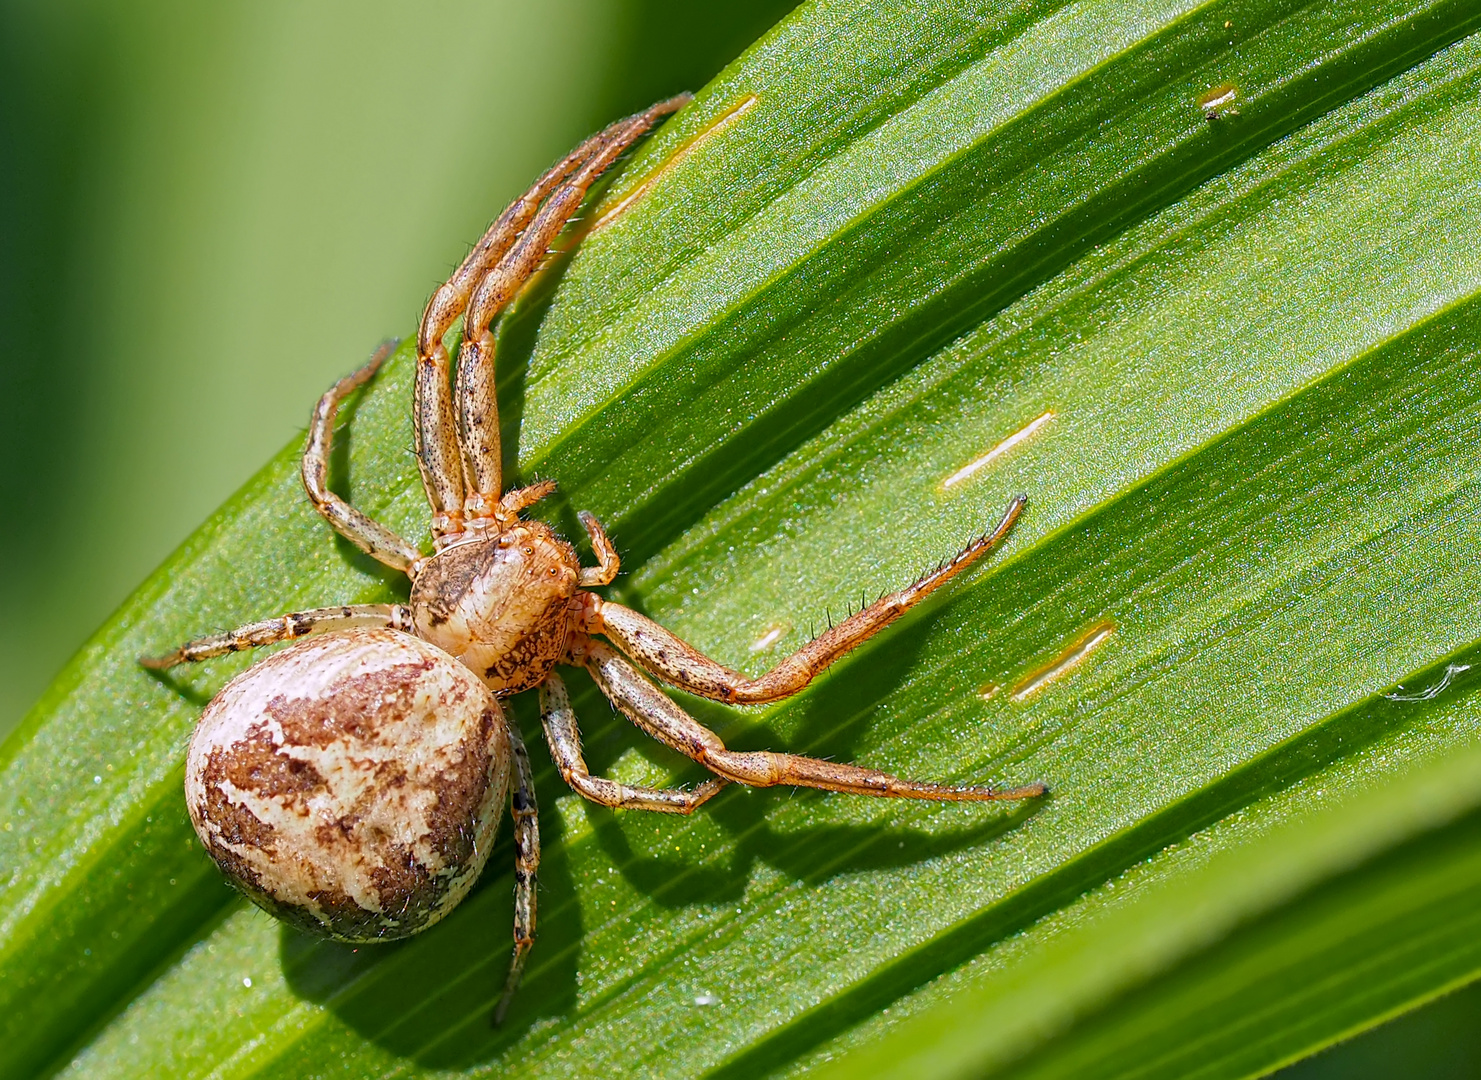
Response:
[142,93,1046,1023]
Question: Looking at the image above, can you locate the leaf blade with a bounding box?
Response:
[4,2,1481,1078]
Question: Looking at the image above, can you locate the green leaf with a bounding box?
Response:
[5,1,1481,1077]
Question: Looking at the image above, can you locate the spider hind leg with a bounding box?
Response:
[580,640,1045,803]
[591,496,1027,705]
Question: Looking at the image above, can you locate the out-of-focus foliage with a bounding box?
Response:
[1278,981,1481,1079]
[0,0,795,738]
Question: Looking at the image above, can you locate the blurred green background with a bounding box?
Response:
[0,0,794,739]
[3,1,1477,1073]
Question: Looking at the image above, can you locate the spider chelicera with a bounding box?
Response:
[143,93,1045,1023]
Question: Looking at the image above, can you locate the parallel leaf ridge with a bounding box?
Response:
[4,2,1481,1078]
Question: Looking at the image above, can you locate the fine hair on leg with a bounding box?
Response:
[539,671,725,813]
[495,714,540,1025]
[580,641,1046,802]
[301,341,424,573]
[593,496,1027,704]
[141,604,414,670]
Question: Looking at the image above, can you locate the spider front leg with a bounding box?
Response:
[454,97,689,518]
[413,95,690,539]
[591,495,1027,705]
[140,604,413,669]
[578,641,1046,802]
[539,671,725,813]
[412,120,617,527]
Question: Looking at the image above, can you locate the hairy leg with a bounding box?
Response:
[593,496,1026,705]
[301,342,424,574]
[413,123,612,530]
[539,671,725,812]
[495,714,540,1025]
[455,97,690,517]
[579,640,1046,802]
[499,479,558,518]
[140,604,413,669]
[576,511,620,587]
[413,95,689,538]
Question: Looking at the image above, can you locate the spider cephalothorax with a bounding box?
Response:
[144,94,1045,1024]
[411,516,583,695]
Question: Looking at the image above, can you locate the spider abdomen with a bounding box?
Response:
[411,522,581,695]
[184,628,508,942]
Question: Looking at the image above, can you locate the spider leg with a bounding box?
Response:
[414,123,614,532]
[301,342,424,574]
[454,97,690,521]
[539,671,725,813]
[580,640,1046,802]
[576,511,620,587]
[592,495,1027,705]
[140,604,413,669]
[495,712,539,1025]
[498,479,558,518]
[413,95,690,539]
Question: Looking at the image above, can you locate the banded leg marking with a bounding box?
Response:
[539,671,725,813]
[495,714,541,1025]
[596,497,1027,704]
[141,604,413,670]
[581,641,1046,802]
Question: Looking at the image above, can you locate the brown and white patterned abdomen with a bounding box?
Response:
[184,628,508,941]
